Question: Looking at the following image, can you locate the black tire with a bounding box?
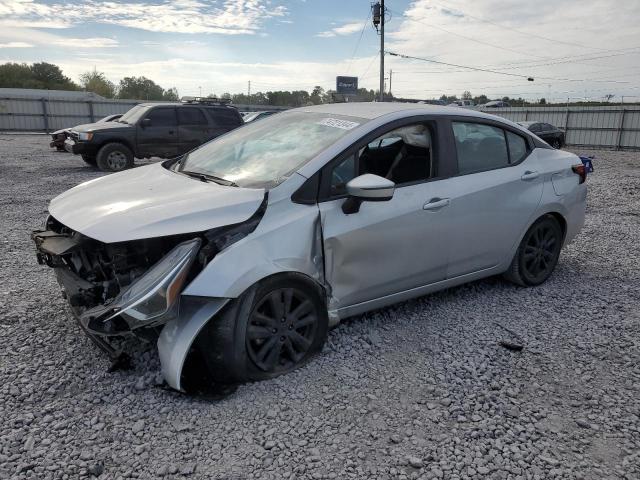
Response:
[504,215,563,287]
[96,143,134,172]
[56,146,66,152]
[81,154,96,165]
[551,138,562,149]
[197,274,328,384]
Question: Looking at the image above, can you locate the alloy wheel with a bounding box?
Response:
[246,288,318,373]
[522,222,560,283]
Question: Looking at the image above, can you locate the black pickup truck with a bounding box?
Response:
[65,99,244,172]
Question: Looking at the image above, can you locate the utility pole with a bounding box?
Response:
[379,0,385,102]
[389,69,393,97]
[248,81,251,104]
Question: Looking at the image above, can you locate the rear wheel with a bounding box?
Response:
[197,274,328,384]
[551,138,562,149]
[96,143,134,172]
[81,154,96,165]
[504,215,563,286]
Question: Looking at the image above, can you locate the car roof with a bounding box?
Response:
[138,102,236,109]
[296,102,511,122]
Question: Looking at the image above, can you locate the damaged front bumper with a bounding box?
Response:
[33,229,201,338]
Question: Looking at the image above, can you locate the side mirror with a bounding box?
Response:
[141,118,152,128]
[342,174,395,214]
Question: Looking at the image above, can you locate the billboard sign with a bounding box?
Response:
[336,76,358,95]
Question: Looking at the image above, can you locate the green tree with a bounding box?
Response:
[539,98,546,105]
[79,69,116,98]
[162,87,180,101]
[310,86,325,105]
[30,62,77,90]
[118,76,164,100]
[0,62,37,88]
[461,90,472,100]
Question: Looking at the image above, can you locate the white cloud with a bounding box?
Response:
[53,38,118,48]
[0,0,288,35]
[0,41,33,48]
[317,21,364,38]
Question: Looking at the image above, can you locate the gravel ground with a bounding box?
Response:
[1,134,639,480]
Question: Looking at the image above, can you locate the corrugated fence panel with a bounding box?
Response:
[489,106,640,150]
[2,98,639,150]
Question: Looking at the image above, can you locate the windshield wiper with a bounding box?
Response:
[180,170,238,187]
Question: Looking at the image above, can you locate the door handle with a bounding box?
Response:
[521,170,539,181]
[423,197,450,211]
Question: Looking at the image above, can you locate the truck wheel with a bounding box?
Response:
[96,143,134,172]
[81,154,96,165]
[197,274,328,384]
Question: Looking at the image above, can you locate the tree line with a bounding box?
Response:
[0,62,179,100]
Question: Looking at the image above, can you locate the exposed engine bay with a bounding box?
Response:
[32,194,267,340]
[34,216,186,310]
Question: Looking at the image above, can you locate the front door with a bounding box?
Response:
[318,120,450,309]
[137,107,179,158]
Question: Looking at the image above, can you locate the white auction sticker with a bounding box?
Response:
[316,118,360,130]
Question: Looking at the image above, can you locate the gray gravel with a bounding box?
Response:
[1,134,639,479]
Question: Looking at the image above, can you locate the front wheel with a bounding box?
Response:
[504,215,563,286]
[81,154,96,165]
[197,274,328,384]
[96,143,134,172]
[551,139,562,149]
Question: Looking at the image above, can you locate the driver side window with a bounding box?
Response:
[329,122,434,196]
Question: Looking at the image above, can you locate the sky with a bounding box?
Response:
[0,0,639,102]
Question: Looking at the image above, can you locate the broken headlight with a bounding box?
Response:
[102,238,201,327]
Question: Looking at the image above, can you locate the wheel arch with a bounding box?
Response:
[96,138,136,156]
[158,270,328,392]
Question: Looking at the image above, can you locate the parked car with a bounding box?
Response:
[518,121,565,149]
[482,100,511,108]
[448,100,475,107]
[32,103,587,392]
[64,99,243,171]
[50,114,122,151]
[243,111,277,123]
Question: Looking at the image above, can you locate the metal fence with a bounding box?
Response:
[1,97,639,150]
[484,106,640,150]
[0,96,287,133]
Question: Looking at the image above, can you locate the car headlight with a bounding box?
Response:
[77,132,93,141]
[104,238,201,326]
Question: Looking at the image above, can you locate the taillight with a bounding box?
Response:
[572,164,586,184]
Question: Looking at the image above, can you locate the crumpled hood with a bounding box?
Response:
[49,163,265,243]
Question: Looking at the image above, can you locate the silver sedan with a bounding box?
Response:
[33,103,587,391]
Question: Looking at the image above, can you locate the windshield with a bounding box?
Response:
[118,105,149,124]
[178,111,366,188]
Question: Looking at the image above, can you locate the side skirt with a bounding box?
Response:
[328,265,504,322]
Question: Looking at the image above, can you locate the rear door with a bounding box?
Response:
[205,108,242,141]
[137,107,179,158]
[177,107,209,154]
[444,120,544,278]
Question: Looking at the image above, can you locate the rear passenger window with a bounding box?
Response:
[506,131,528,163]
[210,108,241,127]
[178,108,207,125]
[452,122,509,174]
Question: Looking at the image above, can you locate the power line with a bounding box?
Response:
[391,9,546,59]
[386,51,536,80]
[430,1,622,53]
[346,9,371,74]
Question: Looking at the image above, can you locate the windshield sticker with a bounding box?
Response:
[316,118,360,130]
